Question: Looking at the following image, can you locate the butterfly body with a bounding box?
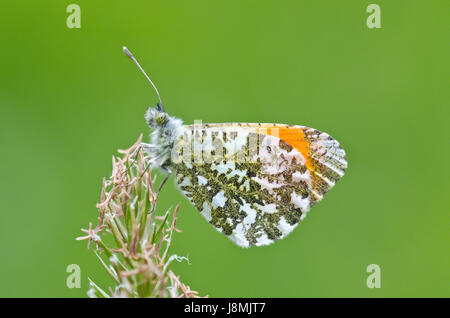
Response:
[142,106,347,247]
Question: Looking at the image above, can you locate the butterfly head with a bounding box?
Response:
[144,102,183,172]
[145,103,169,128]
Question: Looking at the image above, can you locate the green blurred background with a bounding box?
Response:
[0,1,449,297]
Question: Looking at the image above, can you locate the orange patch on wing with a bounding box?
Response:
[263,127,313,171]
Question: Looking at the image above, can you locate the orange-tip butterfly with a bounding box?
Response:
[123,47,347,247]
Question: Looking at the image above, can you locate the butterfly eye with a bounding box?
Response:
[155,112,168,126]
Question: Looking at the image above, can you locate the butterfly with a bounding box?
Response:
[124,47,347,247]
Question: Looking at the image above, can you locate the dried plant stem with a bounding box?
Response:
[77,134,203,298]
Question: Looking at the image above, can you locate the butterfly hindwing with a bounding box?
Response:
[171,123,347,247]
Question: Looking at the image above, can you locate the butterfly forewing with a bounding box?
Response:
[171,123,347,247]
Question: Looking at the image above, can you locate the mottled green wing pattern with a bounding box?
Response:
[171,123,346,247]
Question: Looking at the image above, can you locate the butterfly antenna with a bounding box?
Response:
[123,46,164,111]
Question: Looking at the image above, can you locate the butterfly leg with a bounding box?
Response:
[140,142,157,154]
[157,172,171,194]
[149,172,172,214]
